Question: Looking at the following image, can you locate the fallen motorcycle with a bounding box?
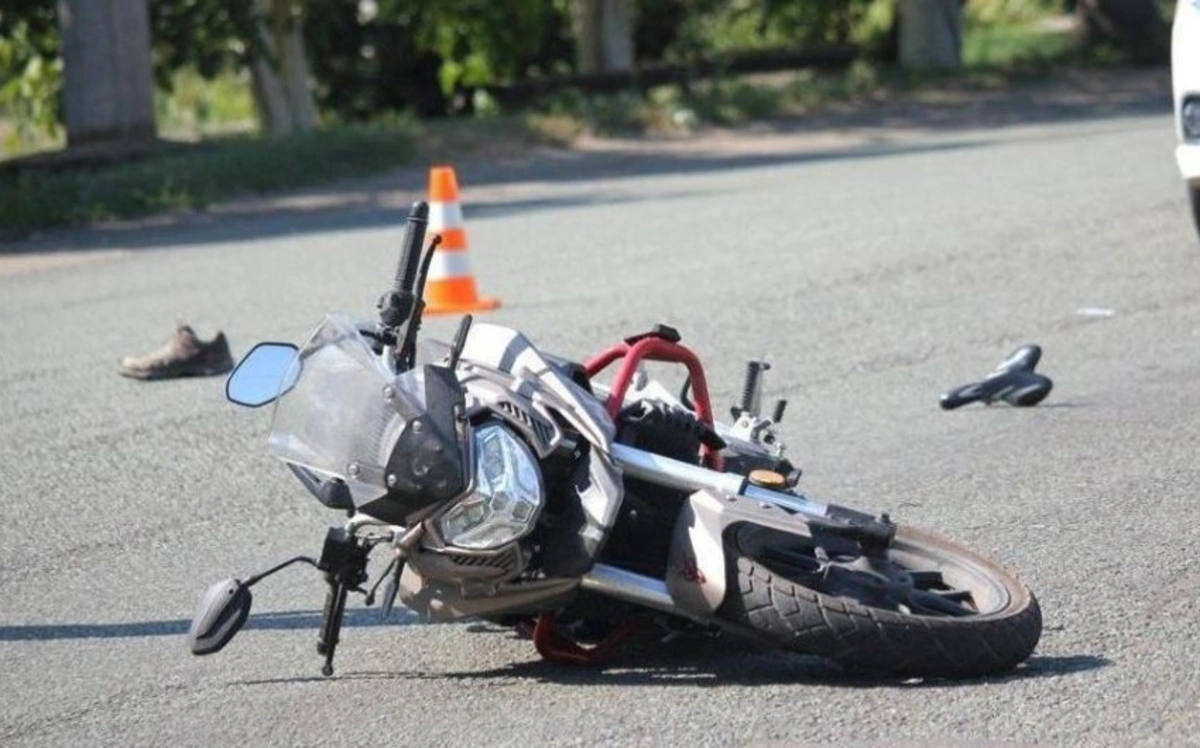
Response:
[188,203,1041,678]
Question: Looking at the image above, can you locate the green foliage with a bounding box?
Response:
[963,24,1076,68]
[0,124,416,233]
[537,7,1078,139]
[0,0,261,150]
[966,0,1060,26]
[0,1,57,67]
[303,0,566,119]
[302,0,433,120]
[0,1,61,153]
[155,67,256,137]
[0,26,62,152]
[414,0,547,96]
[148,0,258,90]
[672,78,783,124]
[665,0,891,61]
[0,0,1082,142]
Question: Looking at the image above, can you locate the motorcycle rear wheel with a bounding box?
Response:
[720,523,1041,678]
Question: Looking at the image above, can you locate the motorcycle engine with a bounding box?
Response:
[604,400,711,577]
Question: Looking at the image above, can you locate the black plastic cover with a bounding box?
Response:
[187,578,252,656]
[542,452,606,577]
[623,323,682,345]
[368,364,467,523]
[288,464,355,512]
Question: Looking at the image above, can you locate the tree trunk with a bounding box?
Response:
[572,0,636,74]
[1075,0,1168,64]
[897,0,962,70]
[57,0,157,148]
[250,0,318,136]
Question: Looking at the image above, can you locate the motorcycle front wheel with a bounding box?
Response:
[720,523,1042,678]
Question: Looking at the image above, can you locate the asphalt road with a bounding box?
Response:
[3,72,1199,745]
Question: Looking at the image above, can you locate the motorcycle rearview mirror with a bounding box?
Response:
[186,556,316,657]
[225,342,300,408]
[187,578,252,656]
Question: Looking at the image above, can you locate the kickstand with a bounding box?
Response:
[316,574,349,677]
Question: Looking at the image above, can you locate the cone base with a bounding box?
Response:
[424,297,501,316]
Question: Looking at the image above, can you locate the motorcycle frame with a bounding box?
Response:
[396,328,836,626]
[584,337,721,469]
[208,205,874,673]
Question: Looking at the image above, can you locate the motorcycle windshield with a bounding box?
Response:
[267,313,425,504]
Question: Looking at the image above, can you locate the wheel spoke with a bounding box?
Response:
[908,570,943,585]
[761,547,821,574]
[933,588,973,602]
[908,589,973,617]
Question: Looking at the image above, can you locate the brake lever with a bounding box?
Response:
[379,559,404,621]
[375,524,422,621]
[356,323,394,353]
[287,464,354,512]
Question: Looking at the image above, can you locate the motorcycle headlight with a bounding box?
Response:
[437,423,544,550]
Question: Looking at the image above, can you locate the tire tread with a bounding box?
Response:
[721,530,1042,678]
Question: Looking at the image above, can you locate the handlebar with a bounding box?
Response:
[378,201,430,333]
[394,201,429,296]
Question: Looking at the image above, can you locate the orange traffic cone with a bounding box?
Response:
[423,166,500,315]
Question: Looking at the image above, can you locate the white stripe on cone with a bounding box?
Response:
[428,201,463,230]
[428,250,473,279]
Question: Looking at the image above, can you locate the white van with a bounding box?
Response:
[1174,0,1200,233]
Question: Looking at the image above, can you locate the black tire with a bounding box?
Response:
[1189,185,1200,238]
[720,523,1042,678]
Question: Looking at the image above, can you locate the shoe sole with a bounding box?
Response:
[118,364,233,381]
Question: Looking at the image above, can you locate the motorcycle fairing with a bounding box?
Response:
[666,488,830,617]
[454,367,564,458]
[267,314,427,505]
[456,323,625,576]
[458,323,616,448]
[665,488,897,618]
[361,364,469,525]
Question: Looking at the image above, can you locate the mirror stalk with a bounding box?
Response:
[244,555,319,587]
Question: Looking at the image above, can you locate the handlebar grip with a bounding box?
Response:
[394,201,430,295]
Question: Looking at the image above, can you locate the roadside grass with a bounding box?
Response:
[0,14,1091,237]
[963,21,1077,68]
[0,111,585,237]
[536,19,1082,134]
[0,125,416,235]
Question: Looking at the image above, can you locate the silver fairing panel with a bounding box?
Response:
[666,487,829,618]
[455,323,624,571]
[457,323,615,446]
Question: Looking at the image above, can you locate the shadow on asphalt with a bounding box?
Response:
[232,626,1111,689]
[941,400,1091,412]
[236,654,1111,689]
[0,607,420,641]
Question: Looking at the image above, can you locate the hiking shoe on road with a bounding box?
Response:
[118,325,234,381]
